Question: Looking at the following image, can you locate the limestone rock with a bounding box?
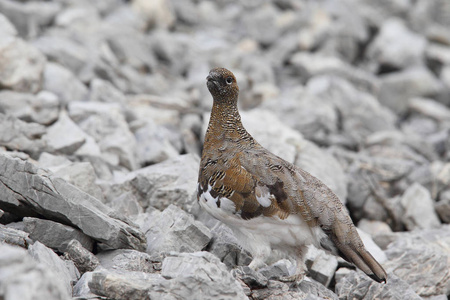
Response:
[64,239,99,274]
[0,224,31,248]
[96,249,160,273]
[43,111,87,155]
[139,204,212,255]
[0,243,71,300]
[104,154,200,211]
[366,18,427,71]
[400,183,441,230]
[43,62,88,104]
[336,271,421,300]
[28,241,78,296]
[0,90,59,125]
[0,35,46,93]
[22,217,94,252]
[0,154,146,251]
[0,113,46,158]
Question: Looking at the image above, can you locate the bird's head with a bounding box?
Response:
[206,68,239,103]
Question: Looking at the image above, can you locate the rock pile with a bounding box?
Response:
[0,0,449,299]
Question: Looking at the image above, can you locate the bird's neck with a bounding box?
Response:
[204,100,254,150]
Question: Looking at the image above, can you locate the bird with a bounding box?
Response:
[197,67,387,284]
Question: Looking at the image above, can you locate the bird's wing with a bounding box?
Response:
[199,150,387,283]
[240,151,387,283]
[198,150,300,220]
[292,168,387,283]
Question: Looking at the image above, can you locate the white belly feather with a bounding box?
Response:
[198,184,326,258]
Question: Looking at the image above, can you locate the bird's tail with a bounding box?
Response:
[337,242,387,283]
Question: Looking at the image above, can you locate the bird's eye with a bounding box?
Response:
[226,77,233,85]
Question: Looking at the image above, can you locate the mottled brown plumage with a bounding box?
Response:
[197,67,387,283]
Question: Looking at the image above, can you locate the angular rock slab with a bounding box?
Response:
[0,154,146,251]
[384,226,450,297]
[0,243,71,300]
[96,249,160,273]
[22,217,94,252]
[87,252,247,300]
[64,239,99,274]
[160,252,248,300]
[335,271,421,300]
[105,153,200,212]
[0,113,47,158]
[28,241,78,296]
[141,204,212,255]
[0,34,46,93]
[0,224,32,248]
[400,183,441,230]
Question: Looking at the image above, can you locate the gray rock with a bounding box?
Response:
[28,241,77,296]
[47,161,104,201]
[357,219,396,249]
[64,239,99,274]
[409,0,450,45]
[68,101,137,170]
[0,113,47,158]
[104,154,199,211]
[22,217,94,252]
[161,251,248,300]
[96,249,160,273]
[343,0,411,29]
[0,224,32,248]
[88,269,165,300]
[233,266,268,288]
[259,259,294,281]
[0,12,16,36]
[307,76,397,147]
[0,35,46,93]
[435,189,450,223]
[366,18,427,71]
[33,34,88,77]
[240,3,283,47]
[400,183,441,230]
[0,0,61,38]
[384,226,450,297]
[0,154,147,251]
[426,43,450,72]
[295,278,340,299]
[251,278,338,300]
[290,52,379,92]
[0,243,71,300]
[107,192,143,218]
[379,67,441,113]
[309,251,338,287]
[250,280,293,300]
[89,78,127,105]
[134,121,180,166]
[207,223,252,270]
[72,272,99,299]
[336,271,421,300]
[0,90,60,125]
[43,111,88,155]
[38,152,71,168]
[43,62,88,104]
[140,204,212,255]
[409,97,450,122]
[88,251,247,300]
